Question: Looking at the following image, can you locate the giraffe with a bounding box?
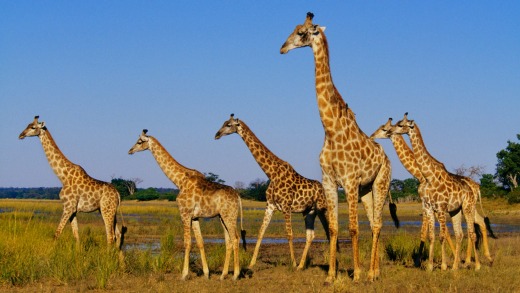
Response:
[281,12,395,283]
[18,116,125,248]
[215,114,331,270]
[390,113,493,271]
[128,129,245,280]
[370,118,457,266]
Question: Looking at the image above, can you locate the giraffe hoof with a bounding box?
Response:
[427,264,434,272]
[323,276,334,287]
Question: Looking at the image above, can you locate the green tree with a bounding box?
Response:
[242,179,269,201]
[111,177,142,199]
[496,134,520,191]
[134,188,160,201]
[204,172,225,184]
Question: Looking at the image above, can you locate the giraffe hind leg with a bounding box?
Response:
[297,211,317,270]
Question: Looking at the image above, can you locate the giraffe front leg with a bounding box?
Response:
[451,211,464,270]
[248,205,274,269]
[437,212,448,271]
[298,212,317,270]
[192,220,209,279]
[181,219,192,281]
[322,175,338,286]
[347,192,361,282]
[426,210,436,271]
[55,208,75,240]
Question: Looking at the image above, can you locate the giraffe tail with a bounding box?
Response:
[388,191,400,228]
[116,198,128,250]
[238,197,247,251]
[474,223,483,250]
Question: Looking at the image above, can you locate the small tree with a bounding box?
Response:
[243,178,269,201]
[204,172,225,184]
[496,134,520,191]
[454,164,486,181]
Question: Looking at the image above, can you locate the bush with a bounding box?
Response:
[507,188,520,204]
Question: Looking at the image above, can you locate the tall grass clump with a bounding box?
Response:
[0,210,53,286]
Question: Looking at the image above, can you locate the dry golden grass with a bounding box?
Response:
[0,198,519,292]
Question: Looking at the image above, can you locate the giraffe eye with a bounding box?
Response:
[297,31,305,37]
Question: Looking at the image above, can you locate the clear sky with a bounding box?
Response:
[1,1,519,189]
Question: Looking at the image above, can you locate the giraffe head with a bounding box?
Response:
[128,129,150,154]
[369,118,394,140]
[280,12,326,54]
[391,112,415,135]
[19,116,46,139]
[214,114,240,140]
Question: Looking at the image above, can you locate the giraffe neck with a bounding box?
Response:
[311,30,367,140]
[390,135,425,183]
[408,124,446,181]
[147,136,204,190]
[237,122,288,179]
[38,130,78,184]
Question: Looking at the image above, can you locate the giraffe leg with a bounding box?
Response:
[180,217,192,281]
[364,166,389,282]
[415,205,429,267]
[345,183,361,282]
[437,212,448,271]
[463,204,480,270]
[192,220,209,279]
[221,214,240,281]
[451,211,464,270]
[298,211,317,270]
[322,174,338,286]
[248,204,275,269]
[219,218,232,280]
[70,214,80,243]
[101,207,117,246]
[283,211,297,267]
[474,211,493,263]
[55,206,75,240]
[426,209,436,271]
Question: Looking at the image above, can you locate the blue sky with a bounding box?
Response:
[1,1,519,188]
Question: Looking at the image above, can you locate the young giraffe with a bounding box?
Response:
[391,113,489,271]
[281,13,395,283]
[19,116,125,248]
[215,114,331,270]
[128,129,245,280]
[371,118,457,266]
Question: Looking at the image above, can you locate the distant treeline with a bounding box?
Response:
[0,187,61,199]
[0,187,178,201]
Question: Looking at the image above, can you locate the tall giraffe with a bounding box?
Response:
[19,116,125,248]
[281,13,395,283]
[391,113,491,271]
[215,114,331,270]
[370,118,457,266]
[129,129,245,280]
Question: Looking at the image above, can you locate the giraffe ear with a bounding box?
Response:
[320,26,326,32]
[40,121,46,128]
